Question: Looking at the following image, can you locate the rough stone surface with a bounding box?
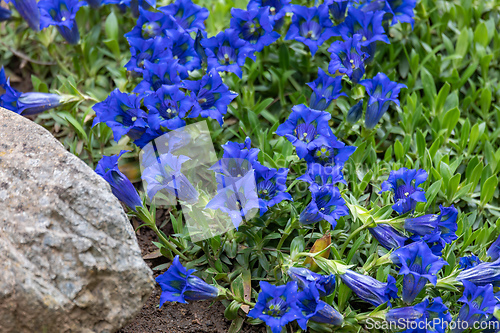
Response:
[0,107,154,333]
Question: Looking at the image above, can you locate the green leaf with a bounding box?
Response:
[434,82,450,114]
[394,140,404,162]
[59,112,88,141]
[481,176,498,206]
[474,21,489,47]
[105,11,119,41]
[442,107,460,137]
[224,300,242,320]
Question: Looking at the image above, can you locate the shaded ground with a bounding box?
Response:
[117,213,266,333]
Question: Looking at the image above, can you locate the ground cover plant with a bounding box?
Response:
[1,0,500,332]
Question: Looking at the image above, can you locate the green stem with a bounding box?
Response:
[339,223,369,256]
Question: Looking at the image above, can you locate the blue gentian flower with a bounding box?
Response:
[297,284,343,326]
[369,224,408,250]
[92,89,148,143]
[363,0,417,27]
[211,157,254,190]
[386,297,452,333]
[307,68,346,111]
[201,29,256,78]
[303,132,357,167]
[142,153,199,204]
[276,104,332,159]
[324,0,350,22]
[288,267,336,297]
[0,68,63,115]
[6,0,40,30]
[165,29,202,72]
[134,59,187,94]
[334,7,389,59]
[205,171,259,229]
[254,164,292,216]
[390,241,448,303]
[230,7,280,52]
[194,29,208,64]
[156,256,219,305]
[340,270,399,307]
[346,100,363,123]
[488,235,500,261]
[328,34,367,84]
[158,0,209,32]
[248,281,306,333]
[453,281,496,333]
[380,167,428,215]
[125,37,171,73]
[95,151,143,211]
[222,137,260,163]
[285,4,336,56]
[247,0,291,29]
[38,0,87,44]
[299,185,348,228]
[298,163,346,189]
[182,69,238,126]
[459,255,482,270]
[143,85,192,131]
[457,258,500,287]
[359,72,407,129]
[405,205,458,240]
[124,7,174,40]
[0,7,11,21]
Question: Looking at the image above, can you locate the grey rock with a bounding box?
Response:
[0,107,154,333]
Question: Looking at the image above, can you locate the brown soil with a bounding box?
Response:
[117,211,266,333]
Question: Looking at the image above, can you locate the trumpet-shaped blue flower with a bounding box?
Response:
[453,281,496,333]
[297,284,343,326]
[488,235,500,261]
[0,8,10,21]
[124,7,174,40]
[142,153,198,204]
[334,7,389,59]
[324,0,350,22]
[340,270,399,307]
[134,59,186,94]
[125,37,171,73]
[347,100,363,123]
[165,29,202,72]
[230,7,280,52]
[288,267,336,297]
[6,0,40,30]
[303,132,357,167]
[298,163,346,189]
[247,0,291,29]
[307,68,346,111]
[95,151,143,211]
[156,256,219,305]
[92,89,148,143]
[248,281,306,333]
[369,224,408,250]
[386,297,452,333]
[360,72,407,129]
[380,167,428,215]
[182,69,237,126]
[404,205,458,240]
[457,258,500,287]
[328,34,367,84]
[143,85,192,131]
[254,164,291,215]
[201,29,256,78]
[38,0,87,44]
[363,0,417,27]
[299,185,348,228]
[391,241,447,303]
[276,104,332,159]
[459,255,481,270]
[0,68,63,115]
[221,137,260,163]
[285,4,336,56]
[158,0,209,32]
[206,171,259,229]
